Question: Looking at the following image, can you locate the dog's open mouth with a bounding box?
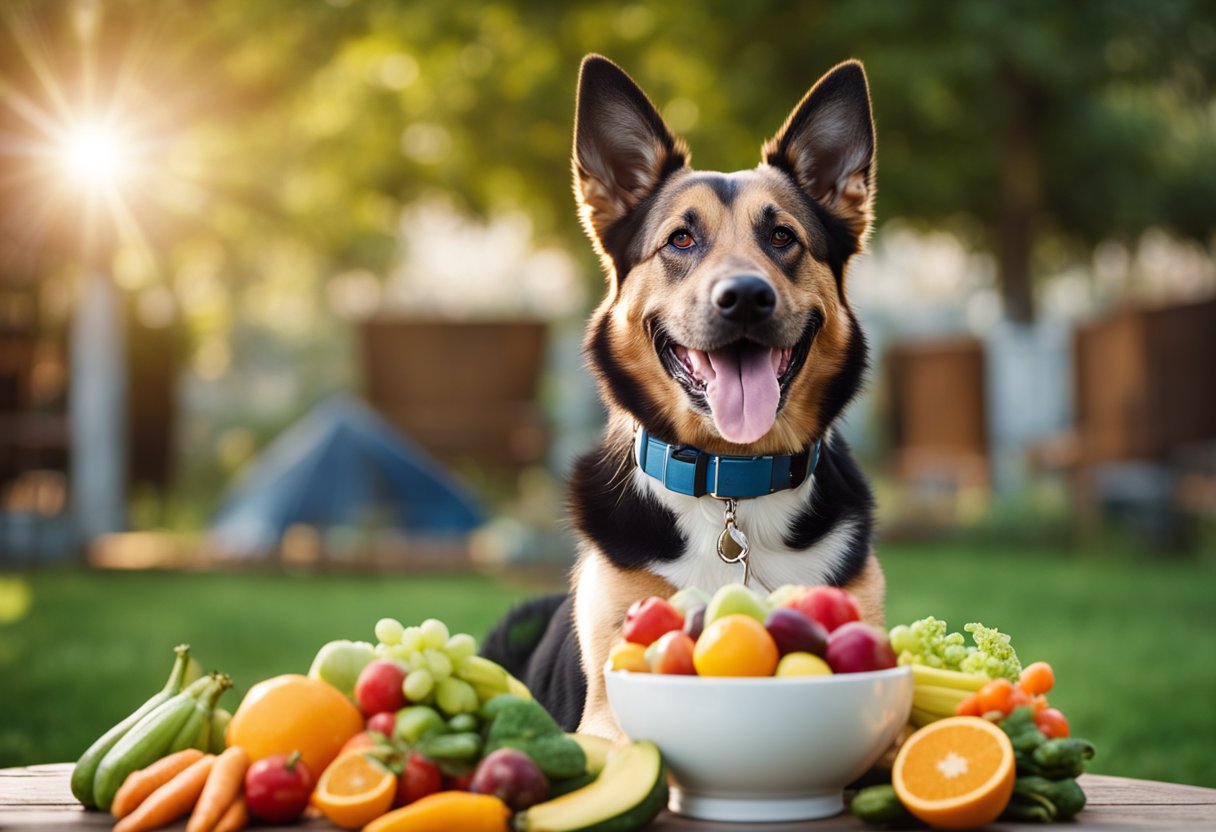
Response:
[654,320,816,445]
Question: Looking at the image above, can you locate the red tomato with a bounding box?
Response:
[397,751,443,807]
[245,751,315,824]
[1035,707,1071,738]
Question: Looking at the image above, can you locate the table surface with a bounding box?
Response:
[2,764,1215,831]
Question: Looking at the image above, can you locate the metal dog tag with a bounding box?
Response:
[716,498,752,586]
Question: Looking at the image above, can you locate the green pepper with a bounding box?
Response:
[1000,790,1056,823]
[1002,706,1048,754]
[1007,775,1088,821]
[1031,738,1095,779]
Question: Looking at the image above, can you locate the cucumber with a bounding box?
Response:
[208,707,231,754]
[167,673,231,753]
[70,644,194,808]
[850,784,914,826]
[92,675,214,810]
[514,740,667,832]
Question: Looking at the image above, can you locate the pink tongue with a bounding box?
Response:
[704,346,781,444]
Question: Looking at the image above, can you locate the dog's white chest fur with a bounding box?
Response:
[633,466,859,593]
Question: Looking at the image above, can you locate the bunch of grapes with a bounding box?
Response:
[371,617,511,717]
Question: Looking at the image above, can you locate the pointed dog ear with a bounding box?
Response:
[763,60,875,239]
[573,55,688,244]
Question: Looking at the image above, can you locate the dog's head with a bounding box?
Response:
[575,55,874,455]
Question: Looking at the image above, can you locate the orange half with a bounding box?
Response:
[892,716,1015,830]
[312,751,397,829]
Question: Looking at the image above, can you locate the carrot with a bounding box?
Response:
[363,792,510,832]
[113,754,215,832]
[111,749,206,819]
[186,746,249,832]
[211,795,248,832]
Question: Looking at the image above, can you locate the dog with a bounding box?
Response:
[482,54,883,739]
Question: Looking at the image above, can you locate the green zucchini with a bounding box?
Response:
[850,784,915,826]
[70,644,194,808]
[514,740,667,832]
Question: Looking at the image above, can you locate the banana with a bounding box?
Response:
[910,706,945,728]
[70,644,194,808]
[455,655,510,693]
[506,673,532,700]
[912,685,972,715]
[910,664,988,692]
[92,674,215,810]
[168,673,231,753]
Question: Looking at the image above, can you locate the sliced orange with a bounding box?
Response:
[312,751,397,829]
[892,716,1015,830]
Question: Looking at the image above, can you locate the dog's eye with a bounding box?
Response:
[771,227,795,248]
[668,229,696,250]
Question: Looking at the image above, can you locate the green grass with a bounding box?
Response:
[2,545,1213,789]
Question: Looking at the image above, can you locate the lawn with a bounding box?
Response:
[2,543,1213,789]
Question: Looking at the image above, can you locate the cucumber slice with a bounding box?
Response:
[515,740,667,832]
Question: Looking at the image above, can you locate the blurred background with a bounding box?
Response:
[1,0,1213,791]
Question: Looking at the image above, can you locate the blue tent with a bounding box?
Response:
[209,394,483,554]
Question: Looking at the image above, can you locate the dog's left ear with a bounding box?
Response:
[763,60,875,239]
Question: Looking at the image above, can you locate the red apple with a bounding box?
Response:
[396,751,443,807]
[355,659,408,717]
[764,607,829,657]
[645,630,697,675]
[787,586,861,633]
[366,710,397,737]
[622,596,684,646]
[825,621,897,673]
[245,751,314,824]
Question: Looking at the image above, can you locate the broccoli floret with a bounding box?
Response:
[961,622,1022,681]
[481,695,587,779]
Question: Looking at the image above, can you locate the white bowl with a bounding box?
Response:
[604,665,913,823]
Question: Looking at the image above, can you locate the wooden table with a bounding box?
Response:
[3,764,1215,830]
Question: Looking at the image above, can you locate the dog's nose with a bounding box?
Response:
[711,275,776,325]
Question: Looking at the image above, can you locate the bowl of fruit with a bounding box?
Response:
[603,583,913,823]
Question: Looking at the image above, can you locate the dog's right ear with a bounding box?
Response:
[573,55,688,245]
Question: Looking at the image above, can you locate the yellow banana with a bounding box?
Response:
[912,685,971,715]
[910,664,988,692]
[910,706,945,728]
[455,655,510,690]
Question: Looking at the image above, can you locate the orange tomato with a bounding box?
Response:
[608,641,649,672]
[893,717,1016,830]
[1018,661,1055,696]
[227,674,364,777]
[975,677,1015,716]
[954,692,983,717]
[692,614,779,677]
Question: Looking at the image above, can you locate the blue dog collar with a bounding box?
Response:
[633,427,821,499]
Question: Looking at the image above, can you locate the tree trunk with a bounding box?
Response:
[997,66,1041,325]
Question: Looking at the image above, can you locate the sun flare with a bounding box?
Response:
[58,121,130,190]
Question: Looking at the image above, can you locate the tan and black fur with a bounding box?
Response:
[483,55,884,738]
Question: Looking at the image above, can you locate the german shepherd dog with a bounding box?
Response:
[482,55,884,738]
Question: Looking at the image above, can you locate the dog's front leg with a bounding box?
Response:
[572,550,675,739]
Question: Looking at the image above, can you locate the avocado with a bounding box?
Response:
[515,740,668,832]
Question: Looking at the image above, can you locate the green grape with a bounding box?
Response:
[406,651,428,672]
[385,644,413,662]
[435,677,479,716]
[375,617,406,645]
[444,633,477,661]
[424,648,452,680]
[373,642,392,658]
[404,667,435,702]
[888,624,917,655]
[400,626,424,653]
[420,618,450,649]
